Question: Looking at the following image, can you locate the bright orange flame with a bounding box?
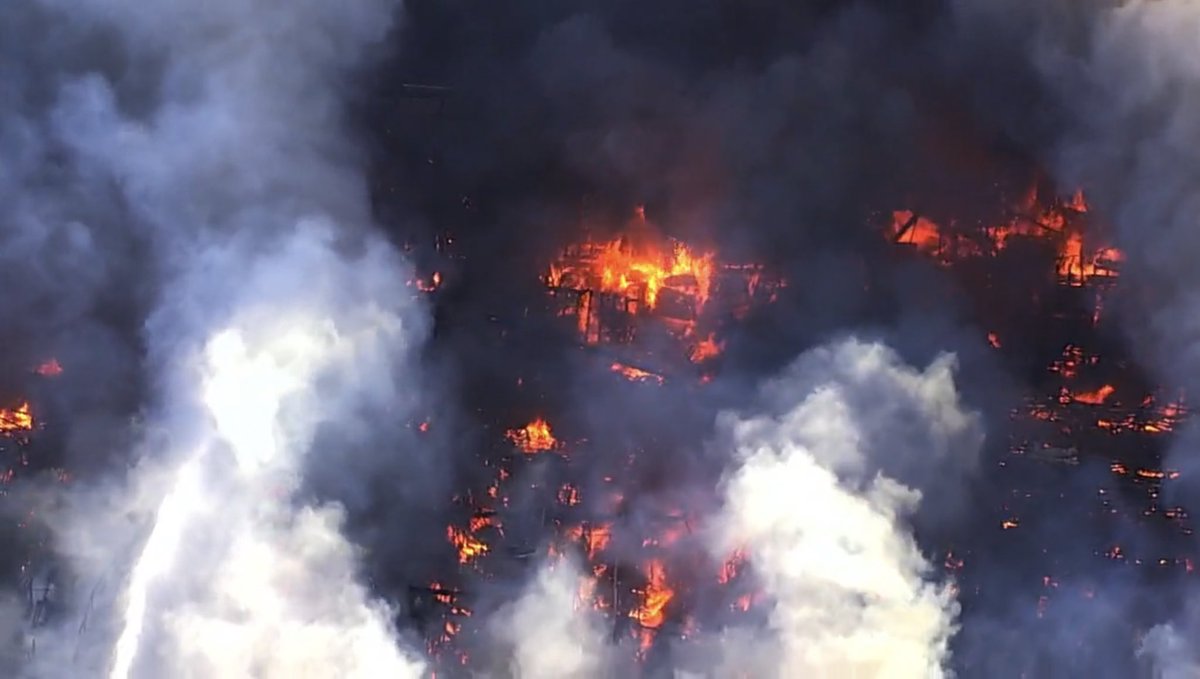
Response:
[447,526,489,564]
[547,209,715,311]
[0,402,33,432]
[688,333,724,364]
[505,418,557,454]
[1074,384,1115,405]
[610,362,665,385]
[631,560,674,629]
[35,359,62,377]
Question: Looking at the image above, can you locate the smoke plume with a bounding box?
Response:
[696,339,978,677]
[1,0,431,676]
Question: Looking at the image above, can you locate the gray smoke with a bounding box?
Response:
[0,0,432,676]
[997,1,1200,671]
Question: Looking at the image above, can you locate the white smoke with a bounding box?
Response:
[488,560,610,679]
[103,224,427,678]
[5,0,429,676]
[697,339,977,678]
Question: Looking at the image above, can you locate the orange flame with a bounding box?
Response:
[1073,384,1115,405]
[889,190,1124,285]
[688,333,724,364]
[547,208,715,311]
[0,402,33,432]
[505,418,558,454]
[610,362,665,385]
[447,525,489,564]
[631,560,674,629]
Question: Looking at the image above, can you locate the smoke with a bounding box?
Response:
[977,1,1200,670]
[479,339,978,677]
[0,0,434,676]
[487,560,610,678]
[692,339,977,677]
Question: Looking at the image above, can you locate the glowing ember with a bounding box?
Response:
[1073,384,1115,405]
[414,271,442,292]
[0,402,33,432]
[447,525,489,564]
[34,359,63,377]
[987,332,1002,349]
[505,418,557,454]
[1001,519,1020,530]
[610,362,665,385]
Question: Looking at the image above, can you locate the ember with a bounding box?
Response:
[34,359,63,377]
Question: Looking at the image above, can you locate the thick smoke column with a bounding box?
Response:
[2,0,429,676]
[105,226,428,677]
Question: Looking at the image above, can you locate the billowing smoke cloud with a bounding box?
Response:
[697,339,978,677]
[0,0,431,676]
[487,559,610,678]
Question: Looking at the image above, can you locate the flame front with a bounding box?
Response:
[547,211,715,312]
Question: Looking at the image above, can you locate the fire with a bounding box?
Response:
[1073,384,1115,405]
[414,271,442,292]
[0,402,33,432]
[505,417,557,454]
[447,525,489,564]
[688,333,724,364]
[567,523,611,561]
[34,359,63,377]
[987,332,1002,349]
[631,559,674,629]
[547,208,715,312]
[719,549,748,584]
[610,362,665,385]
[889,189,1124,286]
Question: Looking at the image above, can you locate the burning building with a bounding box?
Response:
[6,1,1200,679]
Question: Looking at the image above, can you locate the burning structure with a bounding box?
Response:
[7,1,1200,678]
